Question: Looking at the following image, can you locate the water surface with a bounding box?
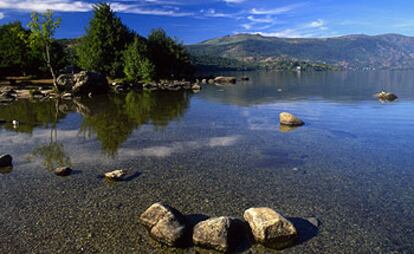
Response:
[1,71,414,253]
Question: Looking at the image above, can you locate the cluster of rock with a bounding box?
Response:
[0,87,17,104]
[139,203,298,253]
[142,80,201,92]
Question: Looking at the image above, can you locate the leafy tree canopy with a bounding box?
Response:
[76,3,135,77]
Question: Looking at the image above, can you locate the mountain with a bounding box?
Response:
[187,33,414,70]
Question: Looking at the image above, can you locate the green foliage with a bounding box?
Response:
[0,4,194,80]
[123,37,155,83]
[27,10,61,84]
[0,22,37,77]
[147,28,193,79]
[76,3,135,77]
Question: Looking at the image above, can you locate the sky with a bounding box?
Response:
[1,0,414,44]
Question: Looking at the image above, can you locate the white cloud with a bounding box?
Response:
[247,15,273,23]
[248,18,330,38]
[223,0,246,3]
[0,0,194,16]
[250,4,303,15]
[308,19,325,28]
[200,8,235,18]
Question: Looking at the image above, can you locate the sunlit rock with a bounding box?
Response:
[279,112,304,126]
[104,169,127,180]
[140,203,188,247]
[374,91,398,101]
[214,76,237,84]
[244,207,297,249]
[72,71,109,96]
[192,84,201,91]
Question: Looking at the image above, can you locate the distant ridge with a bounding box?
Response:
[187,33,414,70]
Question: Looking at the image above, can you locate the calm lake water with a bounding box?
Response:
[1,70,414,253]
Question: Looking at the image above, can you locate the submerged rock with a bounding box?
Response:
[54,167,72,176]
[244,207,297,249]
[374,91,398,101]
[214,76,237,84]
[104,169,127,180]
[140,203,188,247]
[241,76,250,81]
[193,216,243,253]
[0,154,13,167]
[279,112,304,126]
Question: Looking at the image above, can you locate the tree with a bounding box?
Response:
[147,28,193,79]
[123,37,155,83]
[27,10,61,88]
[0,22,34,77]
[76,3,135,77]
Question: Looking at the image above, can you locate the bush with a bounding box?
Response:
[123,38,155,83]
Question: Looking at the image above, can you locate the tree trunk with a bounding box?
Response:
[45,43,58,90]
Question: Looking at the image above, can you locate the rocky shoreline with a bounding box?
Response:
[0,72,245,104]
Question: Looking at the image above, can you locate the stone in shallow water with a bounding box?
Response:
[192,84,201,91]
[193,216,242,253]
[54,167,72,176]
[0,154,13,167]
[214,76,237,84]
[279,112,304,126]
[140,203,188,247]
[244,207,297,250]
[104,169,127,180]
[374,91,398,101]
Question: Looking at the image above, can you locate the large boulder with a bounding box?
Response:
[140,203,188,247]
[193,216,244,253]
[72,71,109,96]
[374,91,398,101]
[56,74,74,91]
[0,154,13,167]
[279,112,304,126]
[244,207,297,249]
[214,76,237,84]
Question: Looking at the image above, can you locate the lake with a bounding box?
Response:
[1,70,414,253]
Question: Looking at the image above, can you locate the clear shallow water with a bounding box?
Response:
[1,71,414,253]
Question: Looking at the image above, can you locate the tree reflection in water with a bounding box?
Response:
[32,100,72,170]
[0,90,191,159]
[77,90,190,157]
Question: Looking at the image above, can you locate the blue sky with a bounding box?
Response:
[0,0,414,44]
